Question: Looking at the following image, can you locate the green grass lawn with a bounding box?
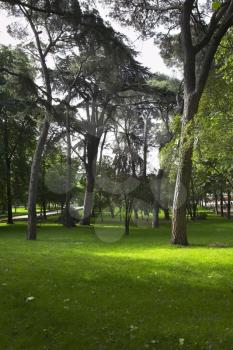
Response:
[0,217,233,349]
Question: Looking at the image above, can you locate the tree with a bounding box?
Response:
[0,45,36,224]
[103,0,233,245]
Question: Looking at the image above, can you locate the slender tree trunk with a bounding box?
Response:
[143,116,149,179]
[109,202,115,219]
[152,169,163,228]
[6,157,13,225]
[81,134,100,225]
[163,208,170,220]
[124,194,133,235]
[3,118,13,225]
[220,191,224,217]
[141,210,144,221]
[227,190,231,220]
[119,205,122,223]
[42,200,47,220]
[124,200,130,235]
[215,193,218,214]
[27,118,50,240]
[134,208,138,225]
[152,205,160,228]
[63,107,75,227]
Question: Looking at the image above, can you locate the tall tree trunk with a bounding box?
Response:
[27,118,50,240]
[3,119,13,225]
[42,200,47,220]
[152,169,163,228]
[6,157,13,225]
[63,108,75,227]
[119,205,122,223]
[81,134,100,225]
[227,190,231,220]
[109,201,115,219]
[220,191,224,217]
[171,139,193,245]
[143,115,149,179]
[134,208,138,226]
[163,208,170,220]
[215,193,218,214]
[171,0,229,245]
[152,205,160,228]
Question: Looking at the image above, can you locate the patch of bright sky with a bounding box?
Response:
[0,8,174,171]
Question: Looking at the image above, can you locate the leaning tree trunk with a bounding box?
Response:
[27,118,50,240]
[171,0,230,245]
[171,135,193,245]
[81,134,100,225]
[171,92,198,245]
[63,107,75,227]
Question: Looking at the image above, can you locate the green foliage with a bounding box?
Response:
[212,1,221,10]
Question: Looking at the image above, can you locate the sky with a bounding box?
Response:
[0,10,177,77]
[0,7,174,171]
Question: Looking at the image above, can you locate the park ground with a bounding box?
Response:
[0,215,233,349]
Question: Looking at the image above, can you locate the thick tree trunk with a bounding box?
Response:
[171,140,193,245]
[171,99,197,245]
[27,118,50,240]
[81,134,100,225]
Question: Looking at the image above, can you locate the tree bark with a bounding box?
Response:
[152,205,160,228]
[171,0,233,245]
[6,158,13,225]
[227,190,231,220]
[63,107,75,227]
[152,169,163,228]
[220,191,224,217]
[163,208,170,220]
[3,118,13,225]
[81,134,100,225]
[27,118,50,240]
[215,193,218,214]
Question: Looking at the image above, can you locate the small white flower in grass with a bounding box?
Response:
[26,296,35,302]
[179,338,185,346]
[1,283,7,286]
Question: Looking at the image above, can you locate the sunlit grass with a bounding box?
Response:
[0,217,232,349]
